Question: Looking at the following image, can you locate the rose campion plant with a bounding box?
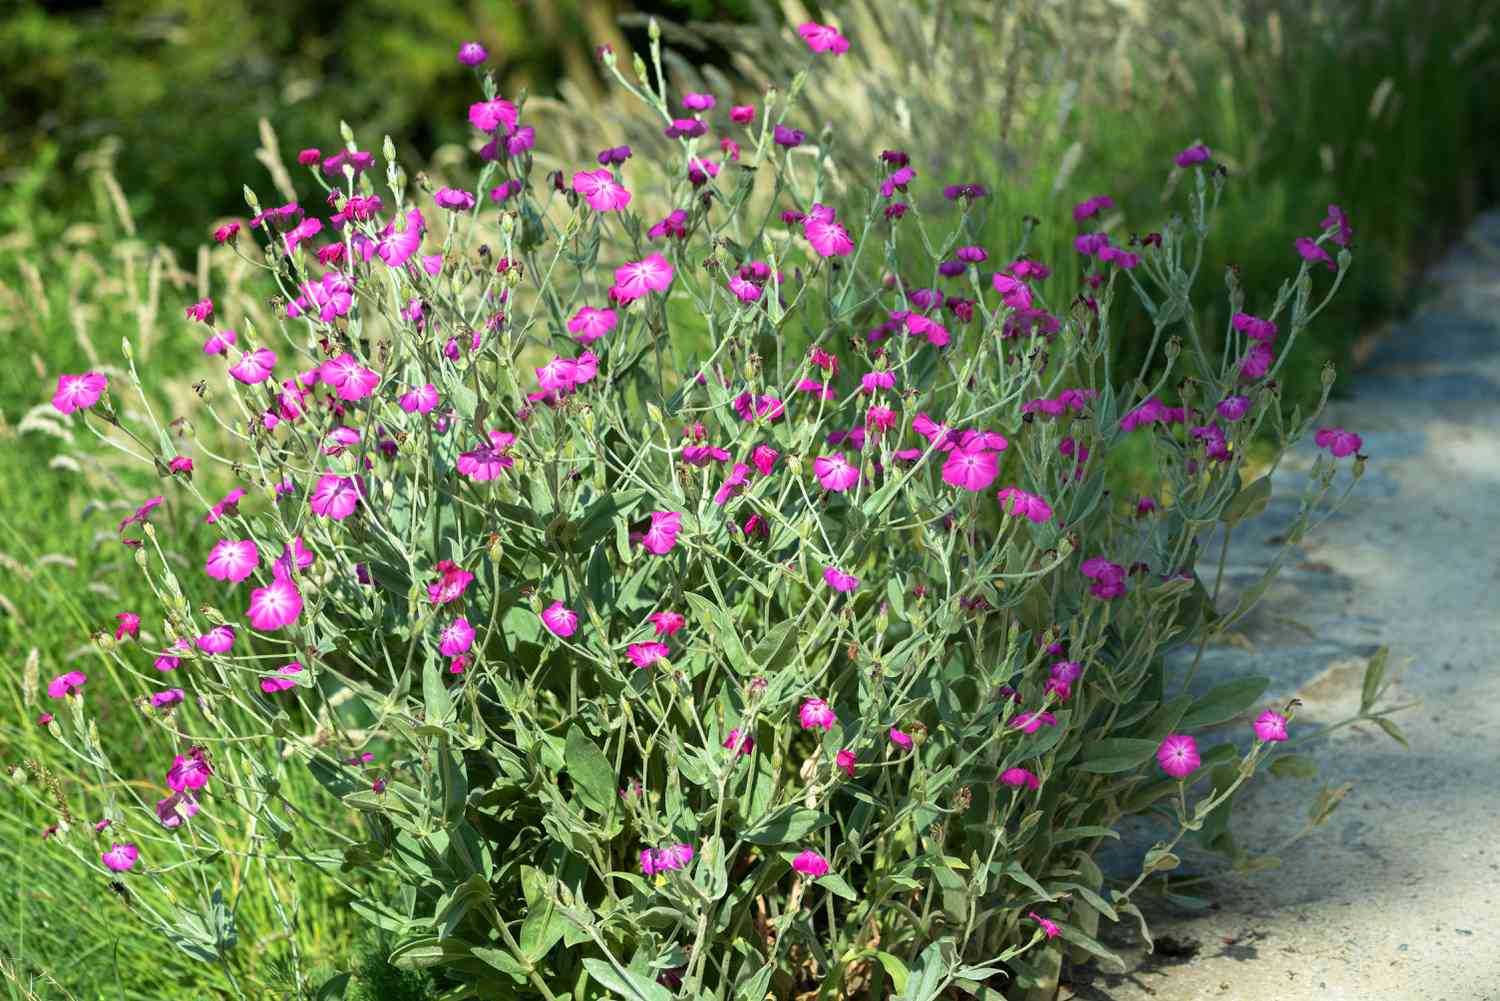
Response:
[30,18,1409,1001]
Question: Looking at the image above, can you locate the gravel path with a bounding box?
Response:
[1067,210,1500,1001]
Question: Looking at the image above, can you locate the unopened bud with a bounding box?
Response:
[648,16,661,41]
[339,120,355,145]
[633,53,650,84]
[382,135,396,162]
[243,185,262,213]
[1166,336,1182,358]
[1321,361,1337,388]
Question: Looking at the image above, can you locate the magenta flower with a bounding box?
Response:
[310,474,363,520]
[457,41,488,65]
[101,843,139,872]
[681,92,715,111]
[51,372,108,414]
[732,393,785,422]
[428,561,475,605]
[1157,734,1200,778]
[663,118,708,139]
[799,698,837,731]
[813,454,861,492]
[114,612,141,641]
[259,662,304,693]
[1050,660,1083,685]
[151,688,185,709]
[376,208,425,268]
[1081,557,1127,600]
[156,791,200,829]
[46,671,87,699]
[399,384,439,414]
[568,306,617,344]
[1009,711,1057,734]
[439,617,475,657]
[1029,912,1060,939]
[1232,312,1277,342]
[999,767,1041,791]
[648,611,685,637]
[247,579,303,631]
[203,329,236,354]
[797,22,849,53]
[773,125,806,148]
[1072,195,1115,220]
[730,104,755,123]
[1295,236,1337,271]
[942,445,1001,492]
[835,749,856,778]
[637,511,682,555]
[196,625,236,654]
[627,642,670,669]
[320,354,380,401]
[205,539,259,583]
[572,169,632,212]
[902,311,950,347]
[791,849,831,877]
[729,275,763,303]
[1253,710,1289,743]
[154,639,190,672]
[1216,395,1251,422]
[1321,204,1352,247]
[457,430,516,481]
[723,728,755,757]
[1175,143,1212,167]
[213,222,239,243]
[185,299,214,323]
[804,207,854,257]
[469,97,518,134]
[996,487,1054,524]
[433,187,475,211]
[613,254,675,301]
[1314,426,1363,458]
[991,273,1034,311]
[167,748,213,792]
[888,727,913,750]
[823,566,860,593]
[641,843,694,876]
[648,209,689,240]
[228,348,276,385]
[541,601,578,639]
[205,486,245,525]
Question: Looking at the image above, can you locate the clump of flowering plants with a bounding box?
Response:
[30,18,1410,1001]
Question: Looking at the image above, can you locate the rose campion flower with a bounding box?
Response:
[246,578,303,631]
[612,254,674,301]
[663,118,707,139]
[835,749,856,778]
[733,393,785,422]
[204,539,259,583]
[541,601,578,639]
[596,145,631,166]
[1295,236,1337,271]
[320,354,380,401]
[724,728,754,757]
[804,205,853,257]
[1009,711,1057,734]
[648,611,686,636]
[1157,734,1201,778]
[996,487,1054,524]
[1029,912,1060,939]
[51,372,108,414]
[889,727,913,749]
[156,791,200,829]
[196,626,236,654]
[791,849,831,877]
[627,642,670,668]
[167,748,213,792]
[151,688,185,709]
[185,299,214,323]
[1322,204,1352,247]
[433,187,475,211]
[229,348,277,385]
[457,41,487,65]
[1216,395,1251,422]
[813,454,860,492]
[637,511,681,555]
[1314,426,1363,458]
[46,671,87,698]
[440,617,475,657]
[641,843,693,876]
[798,22,849,54]
[399,384,439,414]
[991,273,1034,310]
[572,169,632,212]
[260,662,304,693]
[114,612,140,641]
[310,474,363,520]
[213,222,239,243]
[469,97,518,134]
[751,445,780,476]
[1253,710,1289,743]
[823,566,859,593]
[999,767,1041,791]
[428,561,475,605]
[942,445,1001,492]
[376,207,425,268]
[1081,557,1127,599]
[799,698,837,731]
[568,306,617,344]
[154,639,190,672]
[203,329,236,354]
[457,431,516,481]
[102,843,139,872]
[730,104,755,123]
[1175,143,1212,167]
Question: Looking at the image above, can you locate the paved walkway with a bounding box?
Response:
[1068,210,1500,1000]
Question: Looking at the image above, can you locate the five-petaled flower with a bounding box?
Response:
[1157,734,1201,778]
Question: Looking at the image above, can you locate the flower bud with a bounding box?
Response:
[1166,336,1182,358]
[1321,361,1337,388]
[243,185,261,213]
[339,120,355,145]
[648,16,661,41]
[144,522,156,540]
[382,135,396,163]
[633,53,650,85]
